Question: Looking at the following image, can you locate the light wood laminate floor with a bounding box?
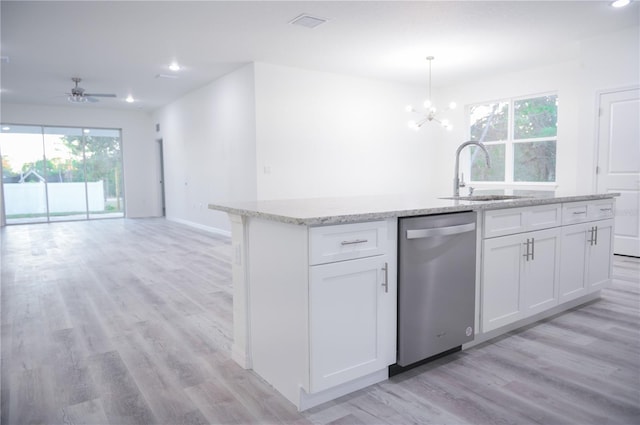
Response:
[1,218,638,425]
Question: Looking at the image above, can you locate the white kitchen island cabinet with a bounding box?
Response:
[237,217,397,411]
[480,199,614,335]
[559,199,615,302]
[481,204,562,332]
[210,192,617,411]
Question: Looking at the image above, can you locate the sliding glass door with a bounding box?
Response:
[0,125,48,223]
[0,124,124,224]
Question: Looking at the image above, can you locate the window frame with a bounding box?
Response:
[466,92,558,188]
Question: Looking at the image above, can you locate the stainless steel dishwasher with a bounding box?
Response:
[396,211,477,368]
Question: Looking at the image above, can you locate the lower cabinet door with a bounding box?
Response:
[309,255,392,393]
[559,224,589,302]
[587,220,614,290]
[482,234,525,332]
[521,228,561,316]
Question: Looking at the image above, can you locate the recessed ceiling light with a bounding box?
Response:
[289,14,328,29]
[125,95,135,103]
[169,62,181,71]
[611,0,631,7]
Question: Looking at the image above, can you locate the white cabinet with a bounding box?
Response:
[309,255,392,392]
[559,219,614,302]
[480,200,614,334]
[482,227,560,332]
[308,220,395,393]
[245,218,396,411]
[484,203,562,238]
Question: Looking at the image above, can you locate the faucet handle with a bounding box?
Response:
[468,186,474,196]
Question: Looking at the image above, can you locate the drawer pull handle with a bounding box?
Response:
[340,239,368,246]
[600,208,612,212]
[572,211,586,215]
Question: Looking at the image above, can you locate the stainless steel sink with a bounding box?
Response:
[440,195,531,201]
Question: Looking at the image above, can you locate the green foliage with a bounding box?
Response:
[514,141,556,182]
[514,96,557,139]
[61,135,122,197]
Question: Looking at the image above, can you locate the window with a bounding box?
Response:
[468,94,557,184]
[0,124,124,224]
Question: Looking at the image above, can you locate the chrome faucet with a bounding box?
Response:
[454,140,491,197]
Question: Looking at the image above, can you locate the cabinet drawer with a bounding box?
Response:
[588,200,614,220]
[309,221,387,265]
[562,203,588,224]
[484,204,562,238]
[562,200,615,224]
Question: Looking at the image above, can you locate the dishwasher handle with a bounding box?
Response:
[406,222,476,240]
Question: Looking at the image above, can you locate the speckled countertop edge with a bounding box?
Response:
[208,193,618,226]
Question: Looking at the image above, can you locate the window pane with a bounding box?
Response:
[43,127,86,222]
[469,102,509,142]
[84,129,124,218]
[514,141,556,182]
[470,144,505,181]
[514,95,558,139]
[0,125,48,224]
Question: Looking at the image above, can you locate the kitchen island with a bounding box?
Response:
[209,191,617,410]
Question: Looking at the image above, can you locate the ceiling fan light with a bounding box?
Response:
[125,95,135,103]
[68,94,86,103]
[423,99,432,109]
[169,62,181,71]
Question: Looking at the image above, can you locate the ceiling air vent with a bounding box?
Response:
[289,14,328,29]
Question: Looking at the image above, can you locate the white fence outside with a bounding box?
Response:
[3,181,105,215]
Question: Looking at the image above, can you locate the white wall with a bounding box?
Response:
[254,62,437,200]
[0,103,158,218]
[437,26,639,195]
[576,26,640,192]
[152,63,257,234]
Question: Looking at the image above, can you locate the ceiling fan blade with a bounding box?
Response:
[85,96,100,103]
[84,93,117,98]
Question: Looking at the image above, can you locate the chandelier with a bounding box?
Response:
[406,56,456,131]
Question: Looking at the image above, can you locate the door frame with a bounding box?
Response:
[157,138,166,217]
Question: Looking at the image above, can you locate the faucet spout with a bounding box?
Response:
[454,140,491,197]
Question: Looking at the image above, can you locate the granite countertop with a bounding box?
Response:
[208,191,618,226]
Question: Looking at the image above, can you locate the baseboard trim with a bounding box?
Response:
[167,217,231,237]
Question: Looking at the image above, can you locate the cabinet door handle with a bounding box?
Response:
[340,239,368,246]
[594,226,598,245]
[523,239,528,261]
[381,262,389,293]
[530,237,535,261]
[588,226,595,246]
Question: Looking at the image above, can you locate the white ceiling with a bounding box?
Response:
[1,1,638,112]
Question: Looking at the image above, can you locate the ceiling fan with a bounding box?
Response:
[67,77,116,103]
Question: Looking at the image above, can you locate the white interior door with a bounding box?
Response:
[597,87,640,257]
